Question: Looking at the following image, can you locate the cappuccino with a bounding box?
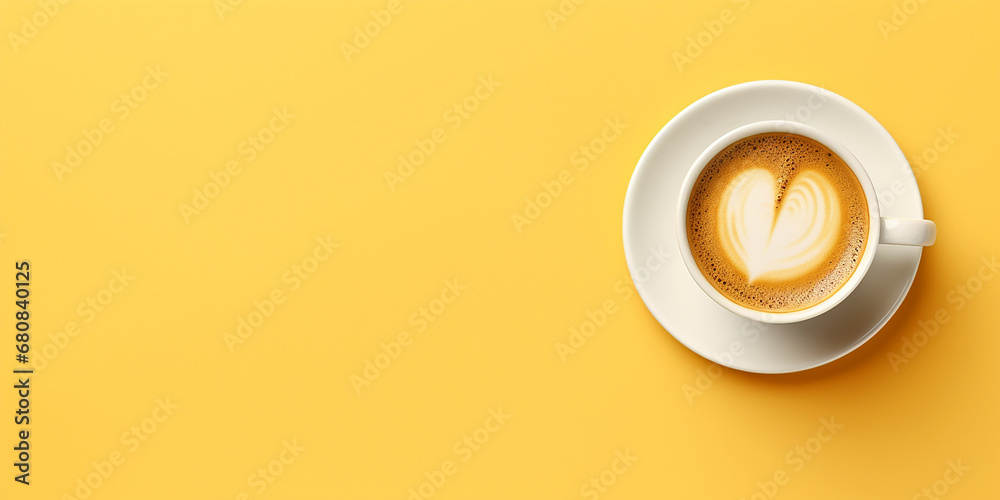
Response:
[686,132,869,312]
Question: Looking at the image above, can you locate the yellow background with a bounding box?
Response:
[2,0,998,498]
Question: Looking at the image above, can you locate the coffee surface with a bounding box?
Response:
[686,132,869,312]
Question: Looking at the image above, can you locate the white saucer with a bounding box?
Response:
[622,80,925,374]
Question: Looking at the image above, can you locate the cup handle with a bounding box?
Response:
[880,217,936,246]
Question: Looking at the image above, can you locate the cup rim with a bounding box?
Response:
[674,120,883,324]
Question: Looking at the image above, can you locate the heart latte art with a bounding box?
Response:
[719,169,840,283]
[686,133,869,312]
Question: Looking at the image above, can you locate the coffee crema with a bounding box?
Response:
[686,132,869,312]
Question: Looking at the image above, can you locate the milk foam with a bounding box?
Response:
[719,169,841,282]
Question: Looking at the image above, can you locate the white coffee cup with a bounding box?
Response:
[675,120,936,324]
